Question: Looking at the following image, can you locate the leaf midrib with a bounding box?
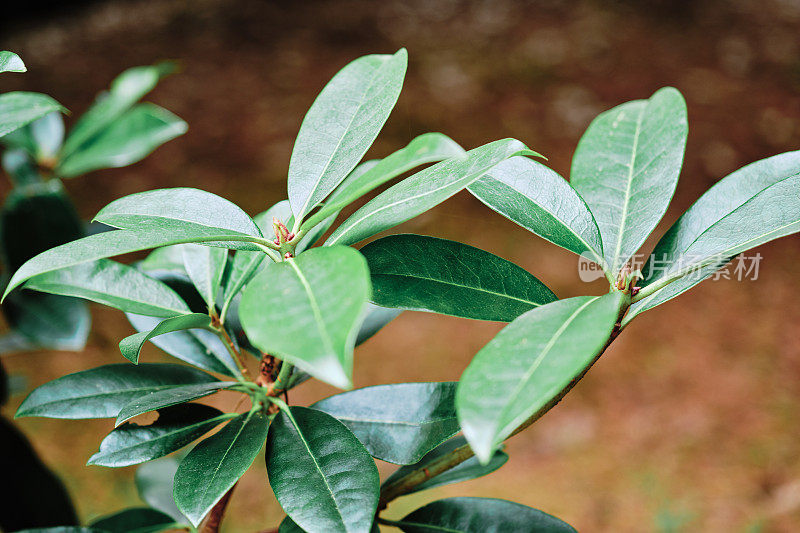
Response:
[287,259,336,357]
[371,272,542,306]
[611,105,646,273]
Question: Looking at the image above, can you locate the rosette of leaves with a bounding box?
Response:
[5,50,799,532]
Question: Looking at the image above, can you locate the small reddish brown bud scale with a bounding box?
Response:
[631,286,641,296]
[273,239,280,245]
[284,252,293,259]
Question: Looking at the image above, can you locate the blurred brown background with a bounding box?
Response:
[2,0,800,531]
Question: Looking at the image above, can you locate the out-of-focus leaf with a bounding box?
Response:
[361,234,557,321]
[395,497,576,532]
[89,404,233,467]
[288,49,407,220]
[174,409,270,527]
[239,246,370,389]
[0,417,78,531]
[355,302,402,345]
[2,291,90,352]
[0,51,25,73]
[89,507,179,533]
[135,457,186,523]
[0,92,65,138]
[266,406,379,533]
[62,62,174,157]
[313,382,459,464]
[457,293,622,462]
[327,139,539,247]
[16,363,218,419]
[57,103,186,177]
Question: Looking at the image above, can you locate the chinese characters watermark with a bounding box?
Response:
[578,252,763,283]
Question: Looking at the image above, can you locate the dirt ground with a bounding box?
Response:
[1,0,800,531]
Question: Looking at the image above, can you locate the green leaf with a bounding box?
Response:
[2,291,90,352]
[360,234,557,322]
[174,409,270,527]
[119,313,212,363]
[302,133,465,230]
[4,112,65,160]
[469,156,603,261]
[93,188,264,244]
[627,151,800,322]
[355,302,402,345]
[16,363,218,419]
[2,227,267,300]
[57,103,186,177]
[288,49,408,220]
[89,404,234,467]
[0,92,65,138]
[0,51,26,73]
[312,382,459,464]
[279,518,380,533]
[266,406,379,533]
[571,87,688,274]
[382,436,508,495]
[62,62,173,158]
[457,292,622,462]
[629,171,800,323]
[11,529,101,532]
[239,246,370,389]
[135,457,186,523]
[326,139,539,247]
[126,313,238,376]
[395,497,576,532]
[115,381,236,425]
[181,244,227,310]
[89,508,179,533]
[24,259,191,318]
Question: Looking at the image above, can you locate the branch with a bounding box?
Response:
[200,483,236,533]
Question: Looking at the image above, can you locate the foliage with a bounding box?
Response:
[3,49,799,532]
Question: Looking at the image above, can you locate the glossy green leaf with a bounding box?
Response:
[266,406,379,533]
[327,139,539,247]
[62,62,173,157]
[94,188,264,243]
[361,234,556,322]
[24,259,191,318]
[629,172,800,324]
[302,133,465,230]
[395,497,576,532]
[11,528,100,532]
[89,404,233,467]
[288,49,407,220]
[119,313,211,363]
[457,292,622,462]
[126,313,238,376]
[239,246,370,389]
[571,87,688,274]
[89,508,178,533]
[4,111,65,160]
[115,381,236,425]
[312,382,459,464]
[135,457,186,523]
[279,518,380,533]
[381,436,508,495]
[57,103,186,177]
[2,227,267,300]
[0,92,65,138]
[174,409,270,527]
[181,244,227,310]
[0,51,25,73]
[16,363,218,419]
[469,156,603,261]
[628,151,800,322]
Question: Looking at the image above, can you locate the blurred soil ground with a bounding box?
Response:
[1,0,800,531]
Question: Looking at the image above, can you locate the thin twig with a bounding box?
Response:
[200,483,237,533]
